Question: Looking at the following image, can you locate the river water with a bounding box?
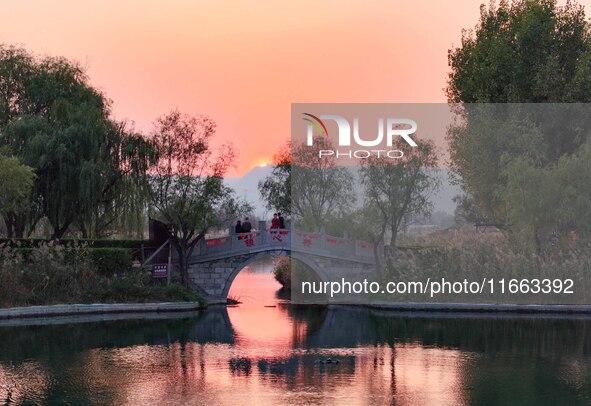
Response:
[2,258,591,405]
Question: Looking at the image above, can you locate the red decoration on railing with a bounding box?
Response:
[325,236,349,245]
[244,237,255,247]
[206,238,226,246]
[273,234,284,242]
[296,231,319,239]
[195,228,375,262]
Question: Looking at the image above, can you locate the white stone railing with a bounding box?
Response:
[191,221,376,263]
[195,229,291,257]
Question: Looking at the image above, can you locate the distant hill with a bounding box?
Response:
[224,166,275,218]
[224,166,460,218]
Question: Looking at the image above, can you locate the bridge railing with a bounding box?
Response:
[291,230,375,259]
[192,226,376,262]
[196,228,291,257]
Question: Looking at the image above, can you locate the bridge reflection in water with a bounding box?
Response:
[1,262,591,405]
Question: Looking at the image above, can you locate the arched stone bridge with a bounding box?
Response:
[187,221,378,302]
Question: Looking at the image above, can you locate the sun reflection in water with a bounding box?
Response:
[2,258,590,405]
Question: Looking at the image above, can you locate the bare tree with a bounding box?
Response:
[360,139,439,262]
[149,110,250,286]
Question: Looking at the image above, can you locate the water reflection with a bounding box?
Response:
[227,263,306,350]
[1,259,591,405]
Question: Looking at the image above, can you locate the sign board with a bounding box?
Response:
[152,263,168,279]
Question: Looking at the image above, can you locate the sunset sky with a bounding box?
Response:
[2,0,587,175]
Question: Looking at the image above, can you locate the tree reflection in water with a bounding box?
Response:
[1,259,591,405]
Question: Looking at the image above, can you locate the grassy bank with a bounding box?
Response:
[273,230,591,306]
[384,231,591,304]
[0,242,203,308]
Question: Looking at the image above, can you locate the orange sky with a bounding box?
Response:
[2,0,588,175]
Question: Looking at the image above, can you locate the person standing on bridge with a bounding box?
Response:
[278,213,285,229]
[271,213,280,231]
[242,217,252,233]
[235,220,245,240]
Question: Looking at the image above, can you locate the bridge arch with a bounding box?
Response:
[185,228,377,302]
[220,250,329,299]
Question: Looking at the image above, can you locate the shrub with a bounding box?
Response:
[85,248,132,276]
[385,230,591,304]
[161,283,203,303]
[0,243,203,307]
[0,238,149,249]
[273,257,291,288]
[0,243,98,306]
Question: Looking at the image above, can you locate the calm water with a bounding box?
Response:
[2,259,591,405]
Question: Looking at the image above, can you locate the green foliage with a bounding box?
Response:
[148,110,250,286]
[504,139,591,252]
[0,245,131,276]
[0,238,149,249]
[85,248,132,277]
[0,153,35,237]
[0,243,203,307]
[360,139,439,259]
[453,194,487,225]
[0,154,35,214]
[272,257,320,290]
[159,283,203,302]
[0,243,98,306]
[385,231,591,304]
[260,138,354,231]
[446,1,591,251]
[291,138,354,229]
[93,271,203,304]
[447,0,591,104]
[273,256,292,288]
[258,141,292,214]
[0,44,156,238]
[82,239,150,249]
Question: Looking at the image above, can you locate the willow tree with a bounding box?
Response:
[0,45,155,238]
[74,120,156,238]
[149,110,250,287]
[0,153,35,237]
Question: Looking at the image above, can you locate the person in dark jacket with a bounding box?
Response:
[242,217,252,233]
[278,213,285,229]
[235,220,243,234]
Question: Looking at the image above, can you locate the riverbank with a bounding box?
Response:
[122,298,591,315]
[0,302,204,320]
[4,299,591,323]
[0,243,205,308]
[364,302,591,315]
